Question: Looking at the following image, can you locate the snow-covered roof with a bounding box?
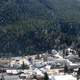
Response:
[34,68,44,77]
[45,65,51,70]
[54,54,63,59]
[52,49,58,54]
[6,70,18,74]
[49,74,76,80]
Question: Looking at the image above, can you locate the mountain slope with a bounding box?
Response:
[0,0,80,25]
[0,0,80,56]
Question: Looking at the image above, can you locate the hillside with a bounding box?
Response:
[0,0,80,56]
[1,0,80,24]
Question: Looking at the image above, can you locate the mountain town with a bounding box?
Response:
[0,48,79,80]
[0,0,80,80]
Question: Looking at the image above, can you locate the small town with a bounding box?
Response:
[1,0,80,80]
[0,48,80,80]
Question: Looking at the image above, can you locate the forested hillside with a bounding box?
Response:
[0,0,80,56]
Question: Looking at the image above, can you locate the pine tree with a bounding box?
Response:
[21,61,29,70]
[44,72,49,80]
[64,64,68,74]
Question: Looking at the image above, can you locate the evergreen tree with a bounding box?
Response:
[44,72,49,80]
[21,61,29,70]
[64,64,68,74]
